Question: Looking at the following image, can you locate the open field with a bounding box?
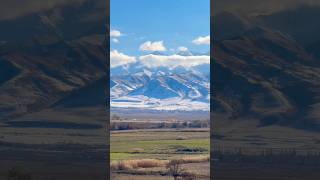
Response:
[0,107,108,180]
[213,162,320,180]
[211,114,320,179]
[111,129,210,179]
[213,115,320,151]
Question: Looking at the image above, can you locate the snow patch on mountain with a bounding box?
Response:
[110,54,210,111]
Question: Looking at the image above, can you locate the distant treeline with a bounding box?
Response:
[110,120,209,130]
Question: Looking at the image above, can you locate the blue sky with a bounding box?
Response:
[110,0,210,58]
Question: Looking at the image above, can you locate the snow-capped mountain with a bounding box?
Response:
[111,61,210,111]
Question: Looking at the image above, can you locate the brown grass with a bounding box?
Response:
[111,159,169,170]
[111,155,209,171]
[179,155,210,163]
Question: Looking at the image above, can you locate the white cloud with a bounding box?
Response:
[110,50,136,68]
[139,54,209,68]
[192,35,210,45]
[139,41,166,52]
[110,30,122,37]
[177,46,188,52]
[112,38,119,43]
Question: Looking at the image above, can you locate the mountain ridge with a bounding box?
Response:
[110,63,210,111]
[0,0,107,120]
[212,10,320,130]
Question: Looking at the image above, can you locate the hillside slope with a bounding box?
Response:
[0,0,107,120]
[212,11,320,130]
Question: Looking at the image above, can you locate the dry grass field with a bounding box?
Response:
[0,107,108,180]
[211,114,320,180]
[110,128,210,179]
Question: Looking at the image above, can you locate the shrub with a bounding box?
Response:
[176,147,207,153]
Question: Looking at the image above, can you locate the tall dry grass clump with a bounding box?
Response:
[110,155,210,171]
[179,155,210,163]
[111,159,169,170]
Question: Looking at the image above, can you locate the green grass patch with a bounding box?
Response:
[111,153,139,161]
[112,139,209,152]
[110,130,210,161]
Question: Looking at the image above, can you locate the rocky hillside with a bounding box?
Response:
[0,0,107,120]
[212,9,320,130]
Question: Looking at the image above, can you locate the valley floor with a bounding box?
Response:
[110,129,210,180]
[0,107,109,180]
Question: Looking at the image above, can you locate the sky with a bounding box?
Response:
[110,0,210,68]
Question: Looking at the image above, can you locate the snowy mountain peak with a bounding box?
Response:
[110,51,210,111]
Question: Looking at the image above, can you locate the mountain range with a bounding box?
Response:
[1,1,320,131]
[110,59,210,111]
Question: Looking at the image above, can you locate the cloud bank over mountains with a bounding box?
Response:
[110,50,136,68]
[111,50,209,69]
[139,54,209,68]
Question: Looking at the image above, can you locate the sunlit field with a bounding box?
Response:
[110,129,210,179]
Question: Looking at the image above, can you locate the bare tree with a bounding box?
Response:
[167,160,185,180]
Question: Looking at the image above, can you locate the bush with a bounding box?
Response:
[176,147,207,153]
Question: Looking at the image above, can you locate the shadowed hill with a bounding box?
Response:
[0,0,107,120]
[212,10,320,131]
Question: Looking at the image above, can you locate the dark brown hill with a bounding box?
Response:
[0,0,107,120]
[212,11,320,131]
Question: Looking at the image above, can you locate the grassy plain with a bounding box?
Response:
[110,129,210,179]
